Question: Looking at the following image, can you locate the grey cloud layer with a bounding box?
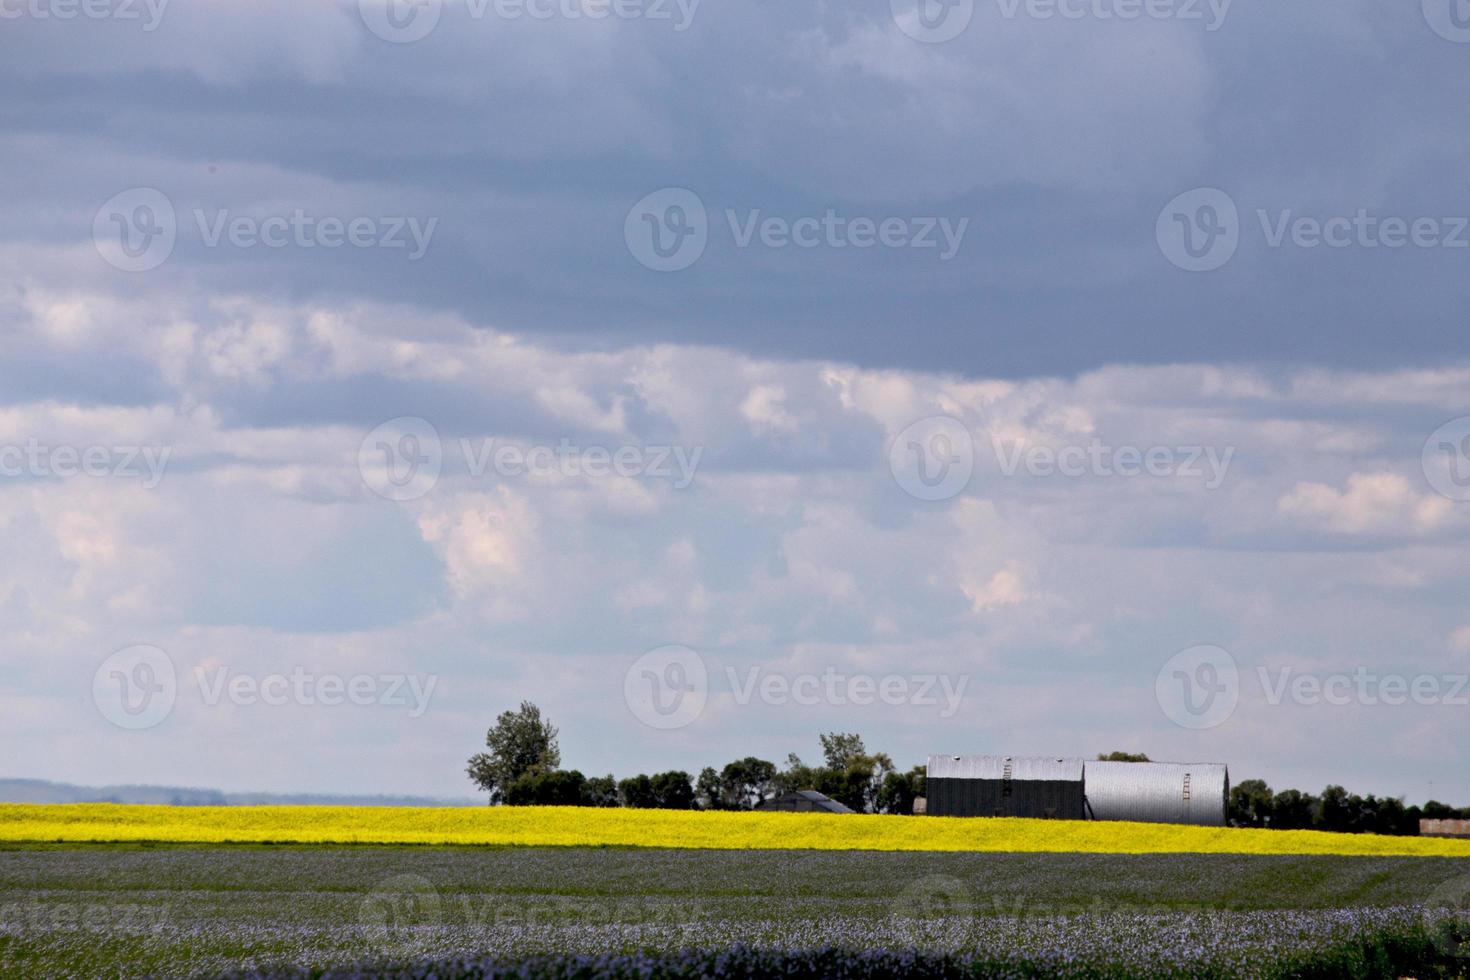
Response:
[5,0,1470,373]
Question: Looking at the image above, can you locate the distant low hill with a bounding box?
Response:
[0,778,478,807]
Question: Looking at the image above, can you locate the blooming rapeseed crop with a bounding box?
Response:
[5,803,1470,856]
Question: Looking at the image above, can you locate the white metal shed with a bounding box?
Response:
[1084,761,1229,826]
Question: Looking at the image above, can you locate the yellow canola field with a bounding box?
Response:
[5,804,1470,856]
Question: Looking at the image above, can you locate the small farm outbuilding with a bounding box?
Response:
[756,790,854,813]
[1420,819,1470,838]
[925,755,1086,819]
[1084,760,1229,826]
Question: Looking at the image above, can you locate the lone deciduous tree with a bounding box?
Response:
[719,757,777,809]
[777,734,894,812]
[466,701,560,804]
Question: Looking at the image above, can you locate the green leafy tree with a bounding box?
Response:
[820,733,868,770]
[773,754,819,796]
[619,771,694,809]
[1270,788,1316,830]
[502,769,585,806]
[466,701,561,804]
[1318,785,1354,833]
[618,774,656,808]
[650,770,696,809]
[1227,779,1273,828]
[695,767,724,810]
[719,757,777,809]
[581,774,619,807]
[779,735,894,812]
[877,765,926,814]
[1097,751,1151,763]
[1422,800,1470,820]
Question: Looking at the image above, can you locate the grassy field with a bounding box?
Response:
[5,807,1470,977]
[3,845,1470,977]
[8,803,1470,856]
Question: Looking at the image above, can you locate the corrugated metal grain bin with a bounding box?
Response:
[1085,761,1228,826]
[925,755,1086,819]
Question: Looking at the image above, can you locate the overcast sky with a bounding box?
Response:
[3,0,1469,804]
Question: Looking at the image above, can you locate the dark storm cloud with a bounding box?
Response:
[4,0,1468,379]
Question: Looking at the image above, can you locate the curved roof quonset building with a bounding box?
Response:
[1084,761,1229,826]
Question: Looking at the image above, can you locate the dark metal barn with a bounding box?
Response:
[925,755,1086,819]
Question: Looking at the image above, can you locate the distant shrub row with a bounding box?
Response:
[468,704,921,813]
[1228,778,1470,836]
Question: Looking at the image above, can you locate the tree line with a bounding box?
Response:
[466,706,1465,833]
[465,702,924,813]
[1107,754,1469,836]
[1227,778,1469,835]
